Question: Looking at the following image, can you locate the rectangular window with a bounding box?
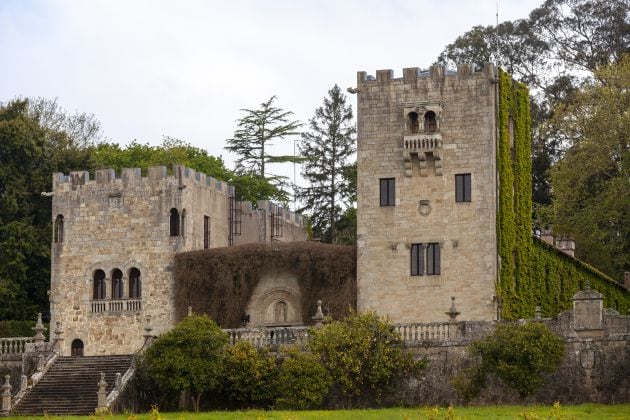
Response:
[380,178,395,206]
[455,173,471,202]
[410,243,424,276]
[427,243,441,275]
[204,216,210,249]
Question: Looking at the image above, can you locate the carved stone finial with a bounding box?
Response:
[445,296,461,323]
[534,306,542,321]
[312,300,325,328]
[33,313,46,343]
[584,280,591,290]
[96,372,108,410]
[114,372,122,389]
[188,306,193,317]
[36,355,44,372]
[1,375,11,414]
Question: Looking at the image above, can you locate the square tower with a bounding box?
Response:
[356,64,499,322]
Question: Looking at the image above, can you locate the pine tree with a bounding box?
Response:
[297,85,356,243]
[225,96,301,193]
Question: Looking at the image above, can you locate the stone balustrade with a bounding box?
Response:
[403,134,442,152]
[394,322,451,343]
[0,337,33,355]
[90,299,143,314]
[224,326,311,348]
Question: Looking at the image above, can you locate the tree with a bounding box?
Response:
[309,311,423,407]
[550,56,630,280]
[297,85,356,243]
[143,314,228,412]
[276,346,332,410]
[454,322,564,399]
[225,96,301,191]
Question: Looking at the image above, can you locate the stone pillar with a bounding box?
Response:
[540,229,554,246]
[142,316,154,348]
[573,281,604,337]
[534,306,542,321]
[556,237,575,257]
[33,313,46,344]
[96,372,107,412]
[114,373,122,390]
[1,375,11,416]
[445,296,461,340]
[312,300,325,328]
[53,321,64,353]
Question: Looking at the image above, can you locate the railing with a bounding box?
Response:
[394,322,450,343]
[90,299,143,313]
[0,337,33,355]
[224,326,310,348]
[403,134,442,151]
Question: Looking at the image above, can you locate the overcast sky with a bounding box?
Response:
[1,0,542,183]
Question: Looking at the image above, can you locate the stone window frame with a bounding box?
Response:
[54,214,64,243]
[111,268,124,299]
[455,173,472,202]
[169,208,180,236]
[86,260,146,302]
[128,267,142,299]
[410,242,441,276]
[203,215,210,249]
[93,269,106,300]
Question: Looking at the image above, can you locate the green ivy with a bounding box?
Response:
[496,69,629,319]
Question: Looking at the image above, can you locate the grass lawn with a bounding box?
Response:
[5,403,630,419]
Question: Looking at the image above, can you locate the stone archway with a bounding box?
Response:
[245,270,303,327]
[71,339,84,356]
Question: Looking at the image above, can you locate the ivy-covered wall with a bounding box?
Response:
[496,69,629,319]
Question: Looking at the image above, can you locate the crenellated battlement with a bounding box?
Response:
[52,164,235,196]
[357,63,496,86]
[238,200,304,228]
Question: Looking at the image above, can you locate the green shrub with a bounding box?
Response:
[309,311,424,406]
[455,322,565,399]
[143,314,227,412]
[276,346,332,409]
[222,340,279,408]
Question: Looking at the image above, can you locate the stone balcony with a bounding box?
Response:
[403,132,443,176]
[90,299,142,314]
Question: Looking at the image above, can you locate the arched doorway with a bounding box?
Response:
[71,339,84,356]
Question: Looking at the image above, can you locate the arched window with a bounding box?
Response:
[424,111,437,132]
[128,268,141,299]
[54,214,64,243]
[408,112,420,134]
[93,270,106,300]
[111,269,123,299]
[181,209,186,237]
[170,208,180,236]
[71,339,84,357]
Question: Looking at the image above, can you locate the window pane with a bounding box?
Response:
[464,174,471,202]
[380,179,387,206]
[456,175,463,202]
[411,244,418,275]
[388,179,395,206]
[427,243,441,275]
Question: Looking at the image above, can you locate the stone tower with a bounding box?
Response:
[356,64,499,322]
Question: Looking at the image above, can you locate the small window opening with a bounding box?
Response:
[455,174,472,202]
[112,268,123,299]
[424,111,437,132]
[170,208,180,236]
[129,268,141,299]
[204,216,210,249]
[409,112,420,133]
[181,209,186,237]
[426,243,441,275]
[54,214,64,243]
[379,178,395,206]
[93,269,106,300]
[411,243,424,276]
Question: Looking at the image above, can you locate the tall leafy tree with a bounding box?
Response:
[297,85,356,243]
[550,56,630,280]
[225,96,301,199]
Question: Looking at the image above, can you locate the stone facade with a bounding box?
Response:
[356,64,498,322]
[50,165,306,356]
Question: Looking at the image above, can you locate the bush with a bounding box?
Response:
[455,322,565,399]
[222,340,278,408]
[143,314,227,412]
[309,311,424,406]
[276,346,332,409]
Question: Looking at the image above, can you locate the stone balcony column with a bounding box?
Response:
[1,375,11,416]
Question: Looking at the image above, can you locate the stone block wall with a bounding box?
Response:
[50,165,232,356]
[356,64,498,322]
[233,200,307,245]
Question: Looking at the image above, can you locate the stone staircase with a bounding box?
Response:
[13,355,133,416]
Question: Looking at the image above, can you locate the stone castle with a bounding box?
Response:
[47,63,630,357]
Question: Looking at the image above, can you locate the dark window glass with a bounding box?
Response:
[204,216,210,249]
[455,174,471,202]
[424,111,437,132]
[129,268,141,299]
[112,269,123,299]
[54,214,64,243]
[409,112,419,133]
[380,178,395,206]
[427,243,441,275]
[170,208,179,236]
[411,243,424,276]
[93,270,106,300]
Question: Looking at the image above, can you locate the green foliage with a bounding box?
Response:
[455,322,564,399]
[225,95,301,197]
[297,85,356,243]
[309,311,423,406]
[276,346,332,410]
[221,340,279,409]
[143,314,228,412]
[496,68,630,319]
